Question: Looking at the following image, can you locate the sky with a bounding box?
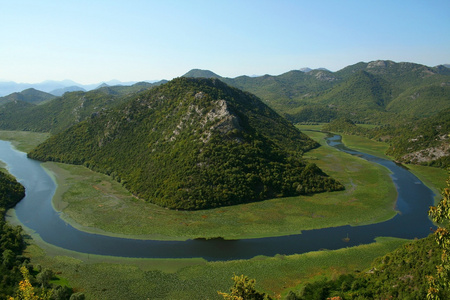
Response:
[1,0,449,84]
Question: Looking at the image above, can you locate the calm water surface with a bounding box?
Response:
[0,136,435,261]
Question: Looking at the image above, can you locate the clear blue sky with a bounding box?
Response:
[1,0,449,84]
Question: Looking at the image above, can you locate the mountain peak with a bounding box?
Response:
[182,69,222,78]
[0,88,56,105]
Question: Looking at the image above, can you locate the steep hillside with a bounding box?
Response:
[28,78,343,210]
[310,70,394,123]
[386,83,450,118]
[324,110,450,168]
[0,88,56,106]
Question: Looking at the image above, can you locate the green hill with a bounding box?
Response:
[0,88,56,106]
[28,77,343,210]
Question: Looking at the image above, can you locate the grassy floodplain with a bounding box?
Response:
[25,237,409,299]
[305,124,448,204]
[0,130,50,152]
[42,128,398,240]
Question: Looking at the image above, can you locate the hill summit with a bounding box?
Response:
[29,78,343,210]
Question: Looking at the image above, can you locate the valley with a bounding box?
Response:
[0,60,449,299]
[0,126,445,298]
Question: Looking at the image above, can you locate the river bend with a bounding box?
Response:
[0,135,435,261]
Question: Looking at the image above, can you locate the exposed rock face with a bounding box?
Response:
[200,99,242,143]
[313,71,336,82]
[367,60,392,69]
[402,143,450,163]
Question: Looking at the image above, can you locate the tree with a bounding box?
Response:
[9,266,51,300]
[218,274,273,300]
[428,175,450,299]
[36,269,54,288]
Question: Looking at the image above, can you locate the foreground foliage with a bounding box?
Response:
[0,169,77,299]
[286,235,441,299]
[286,175,450,300]
[0,170,25,298]
[427,175,450,299]
[218,274,273,300]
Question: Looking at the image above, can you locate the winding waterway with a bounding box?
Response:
[1,135,435,261]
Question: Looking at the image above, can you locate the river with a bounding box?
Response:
[0,135,436,261]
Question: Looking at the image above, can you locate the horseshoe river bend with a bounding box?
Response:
[0,135,436,261]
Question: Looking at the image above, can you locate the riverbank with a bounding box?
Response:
[0,130,49,152]
[25,235,409,299]
[43,130,398,241]
[298,125,448,204]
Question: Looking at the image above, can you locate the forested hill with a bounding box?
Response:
[28,78,343,210]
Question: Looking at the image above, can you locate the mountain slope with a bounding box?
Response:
[28,78,343,210]
[0,82,160,134]
[0,88,56,105]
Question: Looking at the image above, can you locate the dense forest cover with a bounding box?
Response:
[323,109,450,168]
[28,78,343,210]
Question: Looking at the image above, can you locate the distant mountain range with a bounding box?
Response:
[0,79,160,97]
[181,61,450,124]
